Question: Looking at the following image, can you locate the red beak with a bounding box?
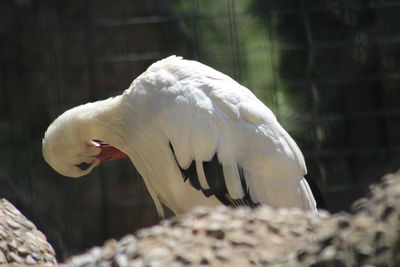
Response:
[94,141,128,163]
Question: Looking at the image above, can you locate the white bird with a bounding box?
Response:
[42,56,320,216]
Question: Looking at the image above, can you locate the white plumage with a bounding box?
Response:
[42,56,318,216]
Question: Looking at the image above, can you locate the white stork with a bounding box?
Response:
[42,56,320,216]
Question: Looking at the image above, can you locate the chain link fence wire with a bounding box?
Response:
[1,0,400,260]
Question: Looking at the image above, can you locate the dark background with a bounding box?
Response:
[1,0,400,261]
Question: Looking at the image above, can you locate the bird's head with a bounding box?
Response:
[42,105,127,178]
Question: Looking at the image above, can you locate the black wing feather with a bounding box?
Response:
[238,165,258,208]
[169,142,259,208]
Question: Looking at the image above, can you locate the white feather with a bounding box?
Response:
[222,163,244,200]
[195,159,210,190]
[138,56,316,212]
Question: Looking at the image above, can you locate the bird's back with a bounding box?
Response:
[122,56,317,215]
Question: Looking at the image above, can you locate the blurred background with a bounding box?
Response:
[1,0,400,261]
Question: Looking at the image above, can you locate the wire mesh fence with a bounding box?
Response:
[1,0,400,260]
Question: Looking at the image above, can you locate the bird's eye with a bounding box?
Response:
[75,162,92,171]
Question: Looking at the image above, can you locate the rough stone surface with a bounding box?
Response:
[297,171,400,266]
[0,198,57,266]
[67,206,333,266]
[4,171,400,266]
[65,171,400,266]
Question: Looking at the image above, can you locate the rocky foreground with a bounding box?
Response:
[2,171,400,266]
[0,199,56,265]
[67,207,334,266]
[66,171,400,266]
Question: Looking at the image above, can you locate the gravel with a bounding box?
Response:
[65,205,336,266]
[4,171,400,266]
[0,198,56,266]
[65,171,400,266]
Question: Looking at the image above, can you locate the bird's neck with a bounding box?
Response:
[72,95,128,150]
